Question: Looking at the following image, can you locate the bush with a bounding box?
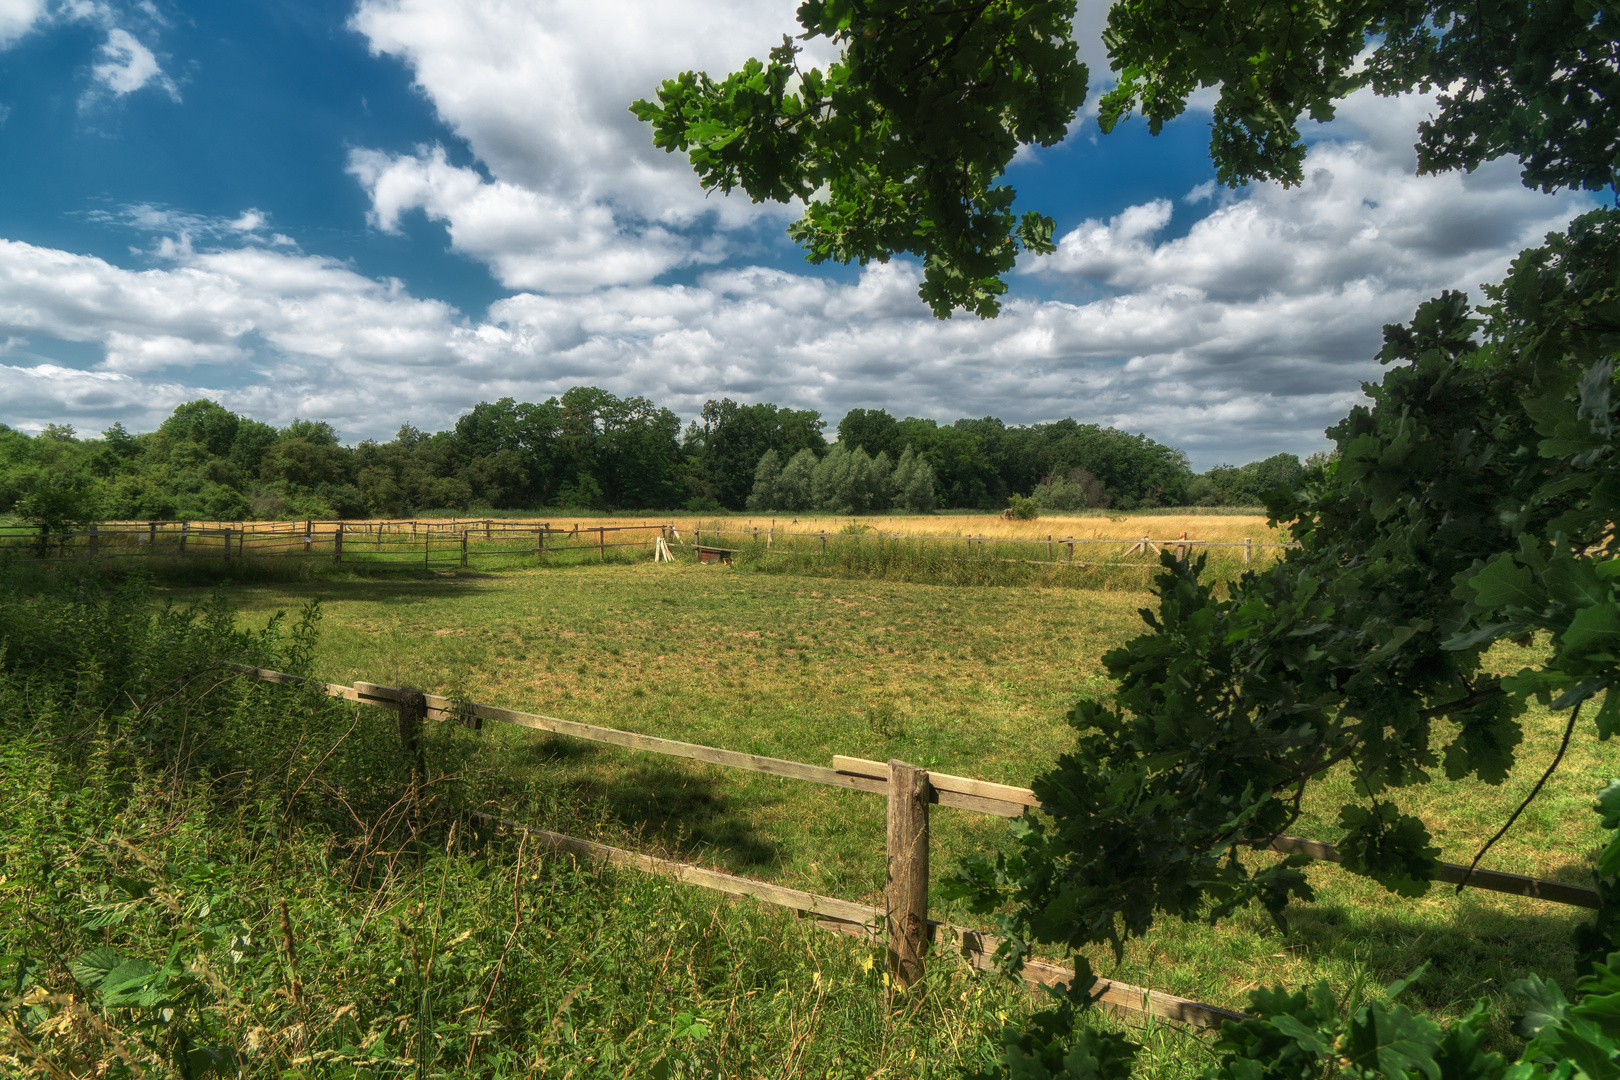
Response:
[1007,493,1039,519]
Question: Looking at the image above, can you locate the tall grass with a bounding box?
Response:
[721,530,1277,589]
[0,565,1106,1078]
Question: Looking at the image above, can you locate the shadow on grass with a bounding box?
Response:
[516,751,783,873]
[1275,893,1587,1001]
[516,733,598,765]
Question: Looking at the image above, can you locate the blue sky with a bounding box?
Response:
[0,1,1591,469]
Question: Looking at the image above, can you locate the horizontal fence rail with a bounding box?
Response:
[227,661,1602,1031]
[668,522,1299,574]
[0,516,1296,578]
[0,518,673,568]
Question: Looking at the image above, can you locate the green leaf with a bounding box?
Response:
[70,946,121,988]
[99,958,160,1006]
[1598,691,1620,741]
[1509,974,1569,1039]
[1342,1001,1445,1080]
[1336,804,1441,897]
[1468,556,1543,614]
[1564,605,1620,657]
[109,875,152,900]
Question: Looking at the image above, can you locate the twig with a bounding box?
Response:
[1456,699,1583,894]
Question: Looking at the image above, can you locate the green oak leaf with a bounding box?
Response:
[1468,556,1543,614]
[1564,605,1620,658]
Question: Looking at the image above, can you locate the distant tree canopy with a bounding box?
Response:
[0,392,1285,521]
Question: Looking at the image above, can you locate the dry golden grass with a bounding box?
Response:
[89,511,1292,553]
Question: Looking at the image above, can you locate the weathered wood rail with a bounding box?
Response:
[227,662,1601,1029]
[0,518,673,568]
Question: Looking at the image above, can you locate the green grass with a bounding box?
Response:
[159,557,1620,1045]
[0,563,1217,1079]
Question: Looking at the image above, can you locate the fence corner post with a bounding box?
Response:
[886,758,930,992]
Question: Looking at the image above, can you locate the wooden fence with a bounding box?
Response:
[226,662,1600,1030]
[0,519,672,569]
[670,523,1298,570]
[0,516,1298,578]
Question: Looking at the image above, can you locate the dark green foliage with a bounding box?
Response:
[637,0,1620,1074]
[941,212,1620,1078]
[632,1,1087,317]
[642,0,1618,317]
[837,408,903,463]
[686,397,828,509]
[1188,454,1305,507]
[6,395,1212,520]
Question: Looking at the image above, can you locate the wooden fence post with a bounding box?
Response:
[397,689,428,823]
[886,759,930,991]
[461,531,469,568]
[599,526,605,561]
[223,527,231,563]
[537,525,545,557]
[148,521,156,552]
[1047,534,1052,559]
[1244,537,1252,563]
[820,531,827,554]
[1177,531,1187,562]
[179,522,188,557]
[334,527,343,564]
[88,523,98,561]
[1067,538,1074,562]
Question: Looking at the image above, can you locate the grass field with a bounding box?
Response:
[167,549,1620,1049]
[8,512,1293,590]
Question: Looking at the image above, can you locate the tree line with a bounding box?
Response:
[0,392,1310,523]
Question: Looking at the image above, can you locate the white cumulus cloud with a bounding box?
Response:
[0,0,45,46]
[87,25,176,102]
[346,0,819,290]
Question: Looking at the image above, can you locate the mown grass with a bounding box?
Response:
[168,555,1620,1049]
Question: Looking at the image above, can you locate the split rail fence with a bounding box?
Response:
[226,661,1599,1031]
[1,516,1298,579]
[671,522,1299,572]
[0,519,672,569]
